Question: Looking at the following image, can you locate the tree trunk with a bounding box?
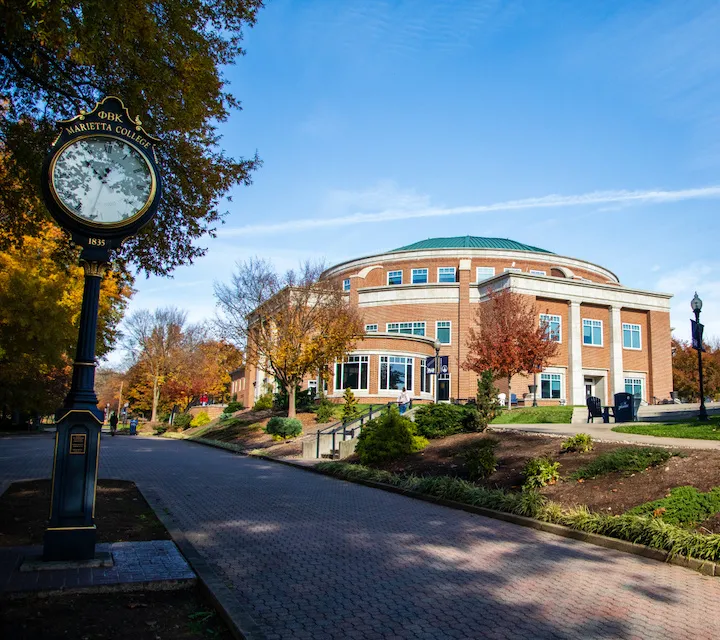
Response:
[287,383,296,419]
[151,376,160,422]
[507,376,512,411]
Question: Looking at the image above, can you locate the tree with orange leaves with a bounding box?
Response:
[463,288,559,409]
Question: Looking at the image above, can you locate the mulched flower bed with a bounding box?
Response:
[359,429,720,533]
[0,479,232,639]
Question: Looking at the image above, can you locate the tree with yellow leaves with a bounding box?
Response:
[0,221,131,419]
[215,258,364,418]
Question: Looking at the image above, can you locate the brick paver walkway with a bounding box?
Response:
[2,434,720,639]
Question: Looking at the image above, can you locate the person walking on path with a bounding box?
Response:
[109,411,118,436]
[398,387,410,414]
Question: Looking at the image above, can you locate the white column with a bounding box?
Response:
[609,305,624,397]
[568,300,585,405]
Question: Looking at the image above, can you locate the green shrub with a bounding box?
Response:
[223,401,244,414]
[253,393,273,411]
[355,407,428,465]
[342,387,359,423]
[190,411,211,428]
[172,413,193,431]
[414,403,468,438]
[315,397,335,423]
[265,416,303,438]
[628,486,720,527]
[154,424,168,435]
[463,439,499,481]
[571,447,673,480]
[561,433,593,454]
[461,408,486,433]
[475,371,502,428]
[523,457,561,489]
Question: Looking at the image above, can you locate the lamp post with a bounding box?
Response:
[433,339,442,404]
[691,293,708,422]
[531,372,538,407]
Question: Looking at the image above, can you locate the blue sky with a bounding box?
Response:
[110,0,720,365]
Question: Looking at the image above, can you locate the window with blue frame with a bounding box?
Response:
[438,267,456,283]
[387,270,402,285]
[411,268,428,284]
[387,322,425,336]
[540,314,561,342]
[541,373,562,399]
[582,319,603,346]
[622,323,641,349]
[343,278,350,292]
[436,321,451,344]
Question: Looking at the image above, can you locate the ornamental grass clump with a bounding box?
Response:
[571,446,673,480]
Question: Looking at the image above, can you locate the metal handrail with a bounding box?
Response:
[314,399,414,459]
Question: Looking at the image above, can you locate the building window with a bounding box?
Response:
[540,314,561,342]
[530,270,546,276]
[387,270,402,285]
[436,321,451,344]
[624,377,643,400]
[411,268,428,284]
[476,266,495,281]
[623,323,641,350]
[380,356,413,391]
[387,322,425,336]
[420,357,432,394]
[334,355,369,391]
[504,267,522,273]
[582,319,603,346]
[438,267,456,283]
[541,373,562,399]
[343,278,351,292]
[365,324,378,332]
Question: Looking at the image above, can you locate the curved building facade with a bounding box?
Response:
[238,236,672,407]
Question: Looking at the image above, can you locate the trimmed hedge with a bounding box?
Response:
[315,462,720,562]
[265,416,302,438]
[413,404,471,438]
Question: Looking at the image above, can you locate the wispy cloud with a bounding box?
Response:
[220,185,720,237]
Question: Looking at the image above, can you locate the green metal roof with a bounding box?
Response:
[392,236,553,254]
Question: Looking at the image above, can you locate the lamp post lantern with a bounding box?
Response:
[433,339,442,404]
[691,292,708,422]
[40,97,162,561]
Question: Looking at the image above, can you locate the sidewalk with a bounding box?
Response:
[491,421,720,450]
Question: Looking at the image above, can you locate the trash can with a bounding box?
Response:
[129,418,138,435]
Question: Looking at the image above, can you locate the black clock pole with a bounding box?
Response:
[43,246,110,561]
[40,96,162,562]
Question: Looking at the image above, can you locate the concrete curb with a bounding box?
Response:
[137,485,266,640]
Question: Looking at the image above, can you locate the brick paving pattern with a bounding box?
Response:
[2,434,720,639]
[0,540,195,594]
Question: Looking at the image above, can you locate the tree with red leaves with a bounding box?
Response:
[463,288,559,409]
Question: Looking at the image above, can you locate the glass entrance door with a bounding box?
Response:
[438,376,450,402]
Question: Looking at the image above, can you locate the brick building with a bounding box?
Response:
[236,236,672,408]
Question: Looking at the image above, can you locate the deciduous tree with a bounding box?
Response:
[123,307,195,422]
[672,338,720,402]
[0,221,130,418]
[463,288,559,409]
[215,258,364,418]
[1,0,262,275]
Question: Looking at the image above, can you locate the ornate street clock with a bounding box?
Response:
[39,97,162,562]
[42,96,162,251]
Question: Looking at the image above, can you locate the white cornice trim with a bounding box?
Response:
[321,247,619,283]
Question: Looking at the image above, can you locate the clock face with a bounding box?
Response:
[51,136,154,225]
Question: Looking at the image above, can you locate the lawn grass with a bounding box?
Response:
[571,446,675,480]
[612,417,720,440]
[491,405,573,424]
